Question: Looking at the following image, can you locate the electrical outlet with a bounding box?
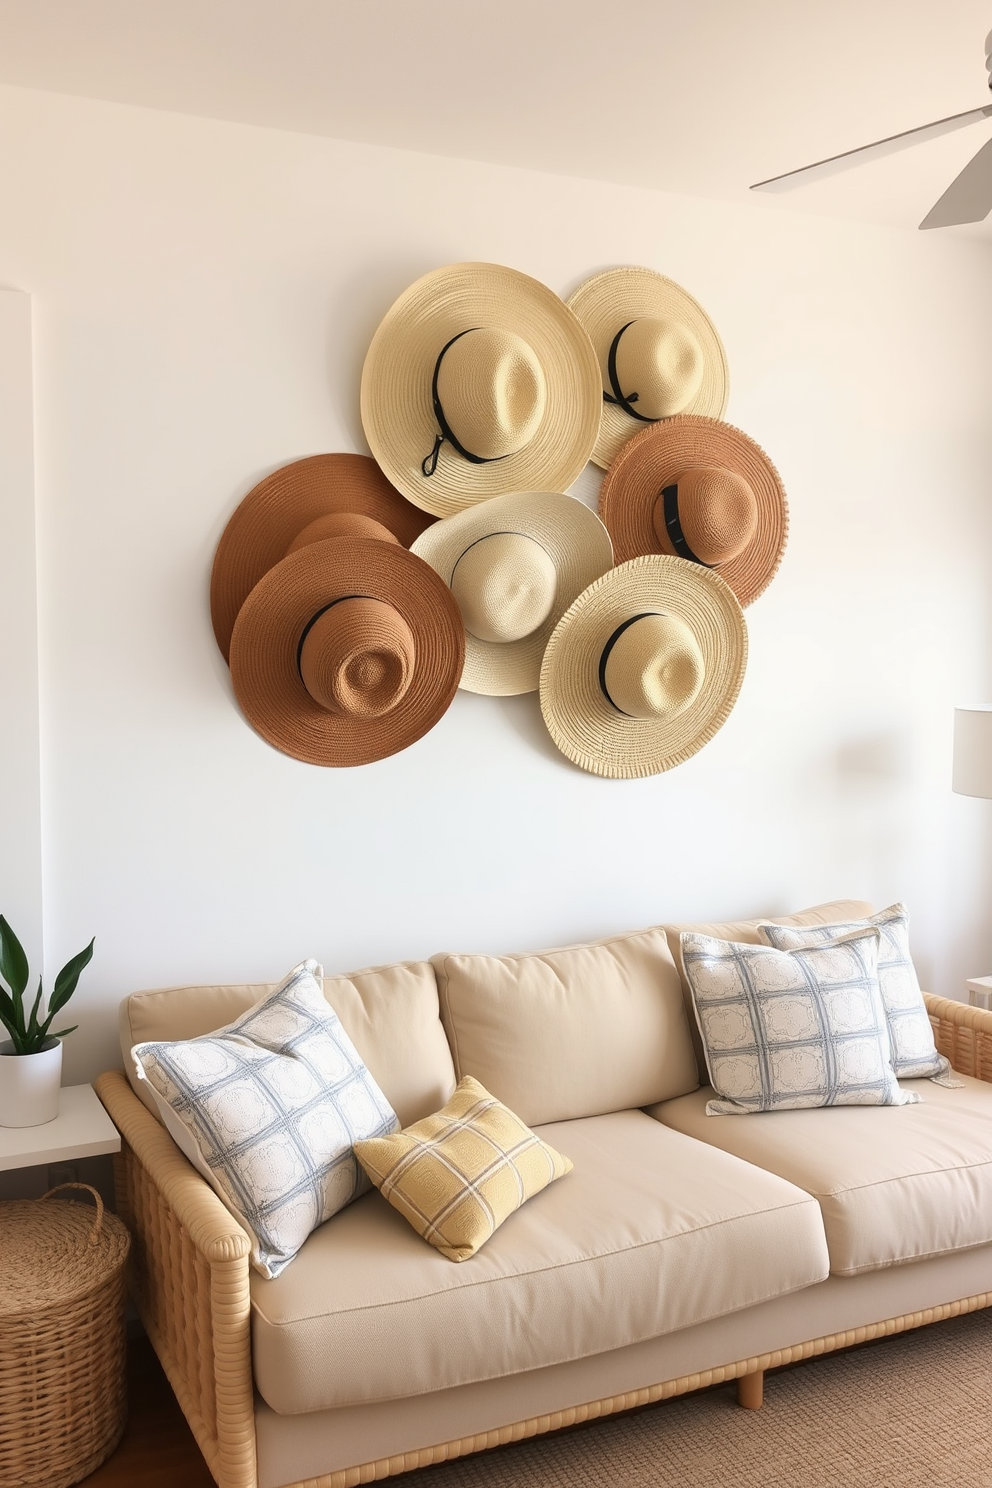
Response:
[47,1161,80,1190]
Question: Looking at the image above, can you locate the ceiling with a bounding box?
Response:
[1,0,991,236]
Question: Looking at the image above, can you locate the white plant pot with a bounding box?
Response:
[0,1038,63,1127]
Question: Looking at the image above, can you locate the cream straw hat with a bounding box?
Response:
[411,492,614,696]
[567,267,729,469]
[539,555,747,779]
[599,416,788,608]
[360,264,602,519]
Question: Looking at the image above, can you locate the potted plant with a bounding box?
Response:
[0,916,94,1128]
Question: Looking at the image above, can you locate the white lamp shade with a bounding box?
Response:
[952,705,992,799]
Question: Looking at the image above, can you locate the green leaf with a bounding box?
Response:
[0,985,19,1042]
[49,938,94,1016]
[50,1025,78,1040]
[0,916,29,1001]
[25,978,44,1040]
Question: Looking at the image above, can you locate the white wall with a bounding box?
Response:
[0,291,43,970]
[0,84,990,1085]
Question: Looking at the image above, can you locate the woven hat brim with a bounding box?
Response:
[567,267,729,470]
[360,264,603,519]
[228,538,465,767]
[599,416,788,609]
[211,454,437,662]
[539,554,747,780]
[411,492,614,696]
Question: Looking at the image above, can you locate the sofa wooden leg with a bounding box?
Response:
[737,1369,764,1410]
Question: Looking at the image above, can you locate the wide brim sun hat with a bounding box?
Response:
[228,537,465,767]
[210,453,436,662]
[567,266,729,469]
[599,415,788,608]
[360,263,603,520]
[410,491,614,696]
[539,554,747,780]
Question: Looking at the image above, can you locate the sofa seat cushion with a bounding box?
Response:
[650,1074,992,1276]
[250,1109,828,1414]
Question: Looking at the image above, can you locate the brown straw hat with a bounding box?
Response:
[411,492,614,696]
[539,554,747,780]
[360,263,602,519]
[211,454,436,661]
[228,537,464,767]
[599,416,788,608]
[567,267,729,469]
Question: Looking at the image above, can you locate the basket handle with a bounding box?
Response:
[40,1182,105,1245]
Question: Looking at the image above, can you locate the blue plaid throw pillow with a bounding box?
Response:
[681,926,921,1116]
[757,904,953,1083]
[132,960,398,1276]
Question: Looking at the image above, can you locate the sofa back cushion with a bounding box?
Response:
[119,960,456,1129]
[431,927,698,1126]
[662,899,875,1071]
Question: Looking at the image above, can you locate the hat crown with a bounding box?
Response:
[450,531,558,645]
[286,512,399,556]
[436,328,548,461]
[299,597,416,720]
[653,466,758,566]
[602,612,705,722]
[613,318,704,422]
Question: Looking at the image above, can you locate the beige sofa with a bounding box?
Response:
[96,897,992,1488]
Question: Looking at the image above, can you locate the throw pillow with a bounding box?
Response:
[756,903,954,1083]
[131,960,399,1278]
[680,927,921,1116]
[353,1075,572,1262]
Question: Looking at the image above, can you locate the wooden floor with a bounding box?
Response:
[81,1336,214,1487]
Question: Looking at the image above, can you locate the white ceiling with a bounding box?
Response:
[2,0,992,236]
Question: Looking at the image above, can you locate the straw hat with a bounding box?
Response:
[360,263,602,519]
[210,454,436,661]
[599,416,788,608]
[539,554,747,779]
[567,267,729,468]
[228,538,464,767]
[410,492,614,696]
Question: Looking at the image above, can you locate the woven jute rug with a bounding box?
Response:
[407,1309,992,1488]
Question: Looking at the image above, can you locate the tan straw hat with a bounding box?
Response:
[599,415,788,608]
[210,454,436,661]
[539,554,747,779]
[228,538,464,767]
[360,263,602,519]
[567,266,729,468]
[410,492,614,696]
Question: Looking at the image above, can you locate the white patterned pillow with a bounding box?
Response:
[757,904,952,1083]
[680,927,921,1116]
[131,960,399,1277]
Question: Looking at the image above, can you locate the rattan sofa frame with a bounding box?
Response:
[94,992,992,1488]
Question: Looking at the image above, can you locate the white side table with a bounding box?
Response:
[0,1084,120,1172]
[967,976,992,1012]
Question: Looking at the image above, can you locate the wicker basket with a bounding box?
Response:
[0,1183,131,1488]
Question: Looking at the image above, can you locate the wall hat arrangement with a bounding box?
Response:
[360,263,602,519]
[567,266,729,469]
[410,492,614,696]
[228,537,464,767]
[539,554,747,779]
[599,415,788,609]
[210,453,435,661]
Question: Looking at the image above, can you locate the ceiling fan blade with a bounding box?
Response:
[919,135,992,227]
[751,104,992,192]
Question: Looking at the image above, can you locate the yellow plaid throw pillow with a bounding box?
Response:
[353,1075,572,1261]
